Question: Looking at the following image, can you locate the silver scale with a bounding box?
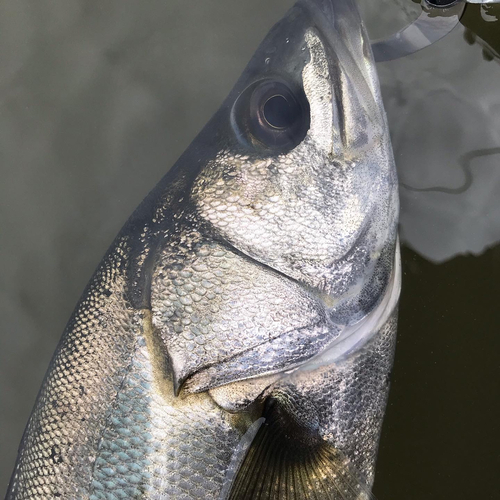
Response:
[372,0,500,62]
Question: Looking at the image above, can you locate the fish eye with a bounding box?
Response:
[262,93,299,129]
[231,79,310,151]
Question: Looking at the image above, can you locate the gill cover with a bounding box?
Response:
[149,0,398,399]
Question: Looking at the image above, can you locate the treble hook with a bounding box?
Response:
[371,0,499,62]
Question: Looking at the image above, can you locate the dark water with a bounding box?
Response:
[368,3,500,498]
[0,1,499,497]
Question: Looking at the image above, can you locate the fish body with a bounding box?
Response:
[7,0,399,498]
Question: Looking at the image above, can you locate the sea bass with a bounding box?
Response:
[7,0,400,498]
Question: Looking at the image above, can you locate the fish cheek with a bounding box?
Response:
[149,233,329,396]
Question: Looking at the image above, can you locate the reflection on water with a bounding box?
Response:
[0,0,499,497]
[360,2,500,498]
[375,244,500,500]
[463,3,500,60]
[361,0,500,263]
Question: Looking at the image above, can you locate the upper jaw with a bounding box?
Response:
[302,0,389,146]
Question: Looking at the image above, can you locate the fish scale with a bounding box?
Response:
[7,0,400,498]
[287,313,398,481]
[151,234,330,393]
[89,322,242,500]
[7,242,137,499]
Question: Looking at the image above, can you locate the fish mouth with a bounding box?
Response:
[300,0,387,153]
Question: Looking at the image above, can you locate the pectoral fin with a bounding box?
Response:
[226,388,375,500]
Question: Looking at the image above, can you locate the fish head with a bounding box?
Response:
[191,0,399,313]
[153,0,402,397]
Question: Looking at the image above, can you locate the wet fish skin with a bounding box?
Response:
[223,311,398,499]
[7,0,399,498]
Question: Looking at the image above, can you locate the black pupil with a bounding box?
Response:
[263,94,298,129]
[426,0,457,6]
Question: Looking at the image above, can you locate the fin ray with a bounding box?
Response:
[227,392,377,500]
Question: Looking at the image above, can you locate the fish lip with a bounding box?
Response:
[293,239,401,373]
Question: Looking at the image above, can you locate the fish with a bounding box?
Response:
[6,0,400,498]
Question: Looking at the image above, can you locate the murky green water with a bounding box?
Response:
[367,2,500,498]
[1,1,498,497]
